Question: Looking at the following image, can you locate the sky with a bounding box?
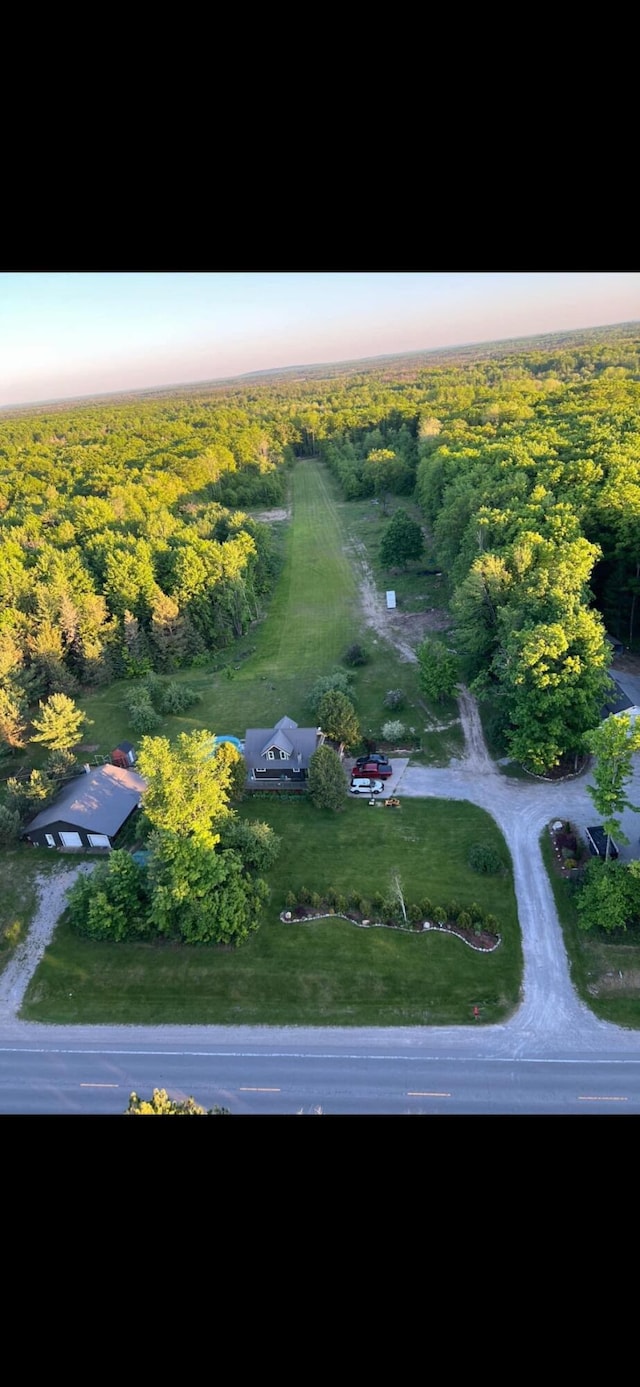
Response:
[0,271,639,409]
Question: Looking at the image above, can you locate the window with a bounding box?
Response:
[279,749,288,759]
[267,750,275,760]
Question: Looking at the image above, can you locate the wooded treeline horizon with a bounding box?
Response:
[1,320,639,774]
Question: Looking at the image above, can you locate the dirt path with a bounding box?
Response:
[349,538,490,765]
[349,536,450,663]
[0,864,95,1020]
[454,685,497,775]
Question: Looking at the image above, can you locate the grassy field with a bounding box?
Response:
[540,828,640,1028]
[55,459,461,763]
[21,797,521,1026]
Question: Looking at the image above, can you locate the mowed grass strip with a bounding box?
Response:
[72,458,361,756]
[21,798,522,1026]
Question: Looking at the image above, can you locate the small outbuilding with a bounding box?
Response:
[111,740,136,768]
[386,590,396,609]
[21,764,147,851]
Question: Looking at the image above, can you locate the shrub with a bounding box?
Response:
[382,720,405,742]
[408,901,423,923]
[457,910,472,930]
[371,891,385,914]
[310,892,322,910]
[129,697,162,735]
[307,671,355,715]
[285,891,297,908]
[343,642,369,667]
[433,905,447,924]
[216,819,281,872]
[468,843,503,875]
[158,681,202,715]
[348,890,363,910]
[44,748,78,781]
[297,886,312,904]
[0,805,20,844]
[420,896,433,918]
[383,689,406,711]
[334,894,347,914]
[445,900,461,921]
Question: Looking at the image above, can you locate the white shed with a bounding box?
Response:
[386,590,396,609]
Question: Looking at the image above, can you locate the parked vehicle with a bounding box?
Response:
[356,761,393,779]
[585,825,619,860]
[350,778,385,794]
[354,753,390,769]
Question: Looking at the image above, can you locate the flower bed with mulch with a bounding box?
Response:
[279,905,500,952]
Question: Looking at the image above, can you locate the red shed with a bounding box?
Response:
[111,741,136,769]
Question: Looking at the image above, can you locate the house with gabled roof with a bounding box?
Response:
[243,715,324,787]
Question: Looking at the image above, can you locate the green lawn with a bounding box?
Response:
[20,798,522,1026]
[60,459,460,764]
[540,828,640,1028]
[69,459,361,756]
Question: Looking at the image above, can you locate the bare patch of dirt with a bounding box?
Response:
[254,507,291,523]
[597,970,640,993]
[350,536,451,663]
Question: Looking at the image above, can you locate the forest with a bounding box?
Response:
[1,320,640,775]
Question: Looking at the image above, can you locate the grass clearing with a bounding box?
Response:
[71,459,362,756]
[540,828,640,1028]
[21,797,521,1026]
[338,493,451,614]
[62,460,459,764]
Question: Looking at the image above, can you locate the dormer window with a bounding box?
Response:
[267,750,275,760]
[279,749,288,760]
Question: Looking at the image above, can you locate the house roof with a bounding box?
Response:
[23,764,147,836]
[244,717,320,770]
[602,680,634,718]
[114,740,135,754]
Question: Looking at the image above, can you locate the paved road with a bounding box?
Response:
[1,673,640,1114]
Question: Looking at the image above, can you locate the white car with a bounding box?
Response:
[350,777,385,795]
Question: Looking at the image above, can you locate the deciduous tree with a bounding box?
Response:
[379,509,424,569]
[308,744,347,811]
[417,638,459,705]
[584,713,640,858]
[317,690,360,749]
[137,729,235,848]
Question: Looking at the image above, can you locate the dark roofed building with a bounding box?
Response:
[21,763,147,851]
[244,715,323,787]
[601,680,634,719]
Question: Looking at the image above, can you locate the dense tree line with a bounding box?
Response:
[2,325,640,771]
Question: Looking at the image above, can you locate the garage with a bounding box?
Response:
[21,763,148,851]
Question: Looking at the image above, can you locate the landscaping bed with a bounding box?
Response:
[280,903,500,952]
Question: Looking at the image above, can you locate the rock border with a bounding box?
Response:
[279,909,500,953]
